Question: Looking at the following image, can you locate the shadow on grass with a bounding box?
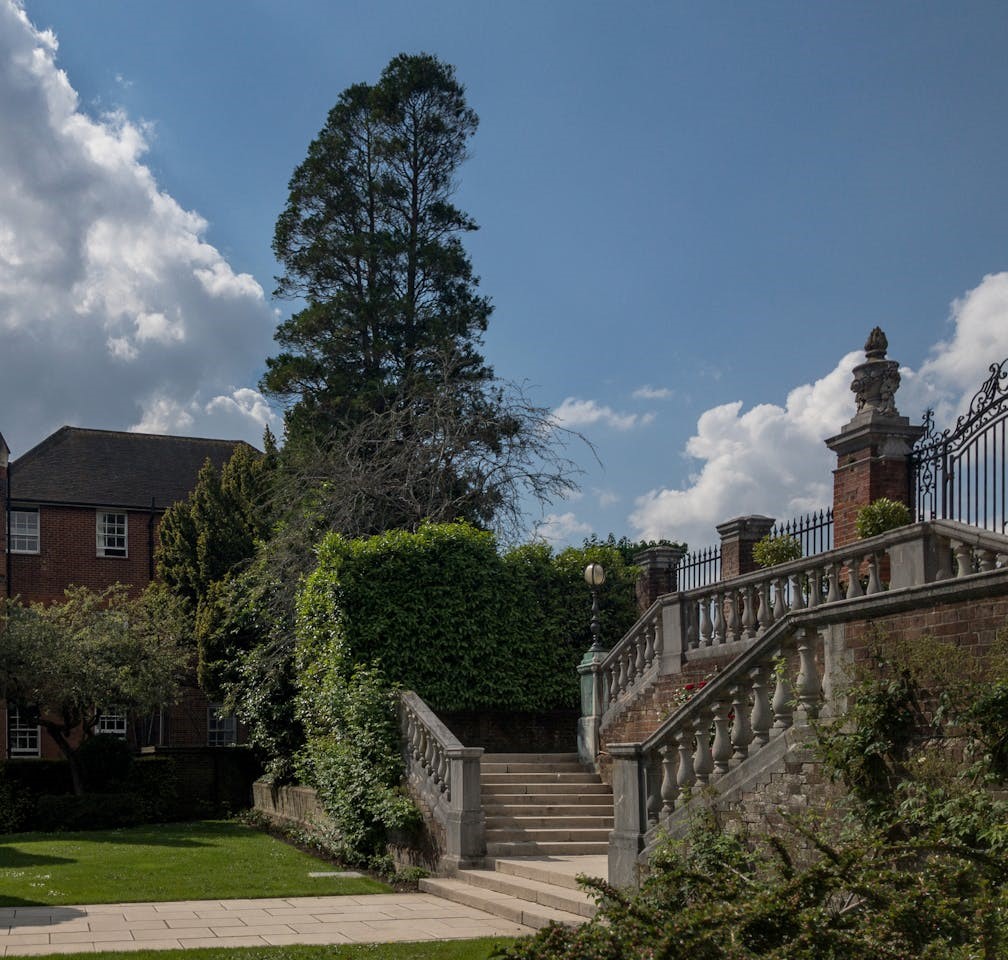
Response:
[0,848,75,868]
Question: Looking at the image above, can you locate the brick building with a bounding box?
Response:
[2,426,251,759]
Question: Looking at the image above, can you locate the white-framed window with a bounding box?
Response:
[95,710,127,739]
[8,509,39,554]
[207,705,237,747]
[96,512,127,558]
[8,705,40,758]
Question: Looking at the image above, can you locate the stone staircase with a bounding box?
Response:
[419,753,612,929]
[479,752,613,856]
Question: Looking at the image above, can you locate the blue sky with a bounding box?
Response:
[3,1,1008,548]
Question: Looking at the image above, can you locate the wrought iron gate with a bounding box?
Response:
[913,358,1008,532]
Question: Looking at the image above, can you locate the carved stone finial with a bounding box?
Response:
[852,328,899,416]
[864,326,888,360]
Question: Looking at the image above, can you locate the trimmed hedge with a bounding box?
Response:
[297,522,640,713]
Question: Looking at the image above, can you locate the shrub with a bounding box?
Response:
[34,793,144,831]
[295,661,419,866]
[77,733,134,791]
[752,533,801,568]
[855,496,911,538]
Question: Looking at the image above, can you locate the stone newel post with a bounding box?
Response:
[716,516,776,580]
[825,328,923,549]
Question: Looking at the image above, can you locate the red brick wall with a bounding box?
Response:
[9,505,159,603]
[832,446,912,548]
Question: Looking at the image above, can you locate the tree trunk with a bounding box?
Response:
[43,722,84,796]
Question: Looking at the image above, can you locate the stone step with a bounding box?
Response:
[485,815,613,830]
[481,771,601,784]
[484,799,614,815]
[486,840,609,856]
[482,753,581,763]
[419,877,584,930]
[455,868,597,919]
[489,855,607,892]
[482,781,612,795]
[487,827,611,843]
[482,761,587,774]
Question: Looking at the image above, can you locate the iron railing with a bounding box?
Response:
[913,358,1008,534]
[677,544,721,590]
[769,508,833,557]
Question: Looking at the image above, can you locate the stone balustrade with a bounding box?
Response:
[601,520,1008,887]
[590,519,1005,735]
[400,690,485,870]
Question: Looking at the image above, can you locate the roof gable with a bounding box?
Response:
[10,427,253,509]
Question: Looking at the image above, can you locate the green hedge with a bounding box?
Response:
[297,522,641,713]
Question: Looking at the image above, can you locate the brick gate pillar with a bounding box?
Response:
[825,328,923,549]
[716,515,776,580]
[634,544,687,612]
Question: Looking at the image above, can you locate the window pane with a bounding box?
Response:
[8,510,39,553]
[97,512,127,557]
[8,706,40,757]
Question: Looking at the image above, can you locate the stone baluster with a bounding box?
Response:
[607,662,618,705]
[742,585,758,639]
[675,728,696,805]
[699,596,713,647]
[645,756,662,828]
[750,665,773,748]
[424,731,435,777]
[825,562,841,603]
[845,555,864,598]
[805,568,820,608]
[684,609,697,650]
[730,683,751,765]
[727,589,742,642]
[753,580,768,633]
[635,631,646,679]
[660,745,678,815]
[617,652,628,698]
[712,591,727,644]
[787,572,804,611]
[654,611,665,662]
[978,548,998,572]
[772,646,795,731]
[711,698,733,777]
[437,750,449,795]
[865,552,882,595]
[773,576,788,621]
[953,542,973,578]
[693,711,715,786]
[795,626,823,723]
[601,669,611,710]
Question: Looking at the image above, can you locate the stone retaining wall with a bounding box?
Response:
[252,780,333,829]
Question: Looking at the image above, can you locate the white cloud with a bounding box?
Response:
[629,271,1008,549]
[633,385,674,400]
[0,0,277,455]
[553,397,653,431]
[596,489,620,508]
[532,512,592,546]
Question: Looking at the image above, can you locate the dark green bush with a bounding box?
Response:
[297,521,640,714]
[77,733,134,791]
[34,793,144,831]
[752,533,802,567]
[855,496,911,538]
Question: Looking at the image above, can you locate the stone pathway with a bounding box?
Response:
[0,894,535,955]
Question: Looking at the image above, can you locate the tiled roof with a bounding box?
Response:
[10,427,251,509]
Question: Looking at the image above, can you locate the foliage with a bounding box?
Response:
[816,629,1008,836]
[855,496,911,539]
[296,522,640,715]
[294,659,419,867]
[156,441,275,695]
[267,52,491,441]
[752,533,802,568]
[0,584,191,794]
[496,814,1008,960]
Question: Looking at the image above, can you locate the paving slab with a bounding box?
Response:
[0,894,534,955]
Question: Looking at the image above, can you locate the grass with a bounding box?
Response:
[0,820,391,906]
[33,945,510,960]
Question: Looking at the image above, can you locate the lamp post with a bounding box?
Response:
[578,561,607,764]
[584,562,606,653]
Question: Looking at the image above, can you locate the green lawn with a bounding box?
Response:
[58,945,508,960]
[0,820,390,906]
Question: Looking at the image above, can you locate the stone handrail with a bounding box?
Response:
[400,690,484,870]
[605,520,1008,887]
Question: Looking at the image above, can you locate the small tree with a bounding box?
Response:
[0,585,191,795]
